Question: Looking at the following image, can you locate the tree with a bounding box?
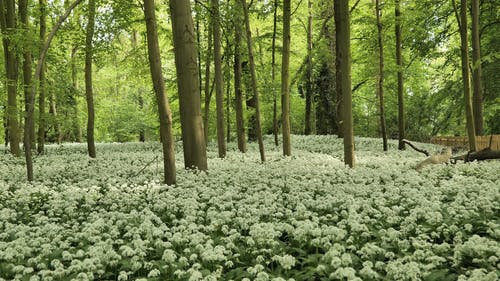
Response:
[169,0,208,171]
[395,0,405,150]
[335,0,355,167]
[37,0,47,154]
[241,0,265,162]
[471,0,483,135]
[211,0,226,158]
[271,0,279,146]
[25,0,84,181]
[454,0,477,151]
[304,0,314,135]
[281,0,292,156]
[233,1,246,152]
[0,0,20,156]
[144,0,176,184]
[20,0,35,149]
[375,0,387,151]
[85,0,96,158]
[203,14,213,141]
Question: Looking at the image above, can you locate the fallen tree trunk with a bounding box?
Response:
[452,148,500,162]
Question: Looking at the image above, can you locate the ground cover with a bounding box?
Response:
[0,136,498,280]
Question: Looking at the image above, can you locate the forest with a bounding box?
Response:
[0,0,499,280]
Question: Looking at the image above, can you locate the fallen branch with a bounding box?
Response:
[402,139,430,156]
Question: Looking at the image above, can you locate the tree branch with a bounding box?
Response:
[402,139,430,156]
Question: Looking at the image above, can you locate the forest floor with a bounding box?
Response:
[0,136,499,281]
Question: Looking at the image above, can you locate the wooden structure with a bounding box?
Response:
[431,135,500,150]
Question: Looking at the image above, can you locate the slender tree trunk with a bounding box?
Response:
[211,0,226,158]
[225,37,231,144]
[48,93,61,143]
[195,1,203,101]
[169,0,208,171]
[271,0,279,146]
[471,0,483,135]
[282,0,292,156]
[375,0,387,151]
[20,0,35,150]
[395,0,405,150]
[457,0,477,151]
[71,47,82,142]
[85,0,96,157]
[25,0,84,181]
[203,17,213,141]
[144,0,176,184]
[335,11,344,139]
[37,0,47,153]
[335,0,355,167]
[241,0,265,162]
[131,30,145,142]
[304,0,313,135]
[0,0,20,156]
[234,4,246,152]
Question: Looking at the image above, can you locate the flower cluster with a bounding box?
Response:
[0,136,498,280]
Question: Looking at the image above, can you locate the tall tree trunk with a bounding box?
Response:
[304,0,313,135]
[335,11,344,139]
[195,1,203,102]
[71,46,82,142]
[49,93,61,143]
[20,0,35,150]
[241,0,265,162]
[203,17,213,141]
[144,0,176,184]
[25,0,84,181]
[335,0,355,167]
[375,0,387,151]
[471,0,483,135]
[395,0,405,150]
[234,4,246,152]
[211,0,226,158]
[85,0,96,157]
[271,0,279,146]
[225,36,231,144]
[37,0,47,153]
[0,0,20,156]
[169,0,208,171]
[282,0,292,156]
[131,30,144,142]
[456,0,477,151]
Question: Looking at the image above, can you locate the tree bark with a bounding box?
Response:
[19,0,35,149]
[282,0,292,156]
[471,0,483,135]
[375,0,387,151]
[234,4,246,153]
[304,0,313,135]
[211,0,226,158]
[85,0,96,158]
[37,0,47,153]
[144,0,176,184]
[457,0,477,152]
[271,0,279,146]
[0,0,20,156]
[335,0,355,167]
[203,15,213,141]
[241,0,265,162]
[169,0,208,171]
[71,47,82,142]
[395,0,405,150]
